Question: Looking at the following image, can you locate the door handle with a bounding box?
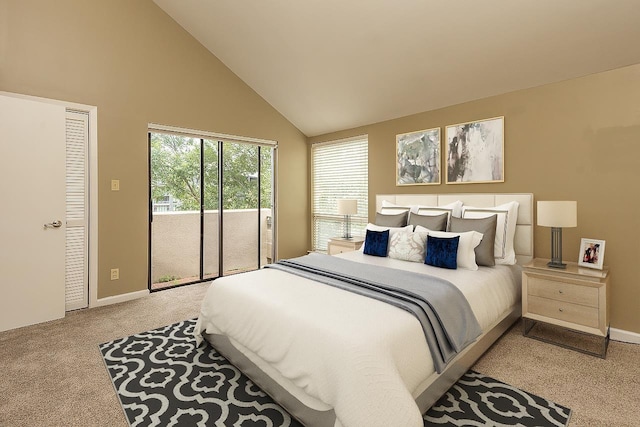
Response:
[44,220,63,229]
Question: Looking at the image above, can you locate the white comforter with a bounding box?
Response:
[196,252,520,427]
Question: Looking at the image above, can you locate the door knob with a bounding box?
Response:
[44,220,63,229]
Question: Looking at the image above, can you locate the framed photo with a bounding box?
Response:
[578,238,605,270]
[396,127,440,186]
[445,116,504,184]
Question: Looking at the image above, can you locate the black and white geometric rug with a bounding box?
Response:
[425,371,571,426]
[100,319,571,427]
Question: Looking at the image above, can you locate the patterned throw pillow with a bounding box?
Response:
[363,229,390,257]
[388,230,428,263]
[425,235,460,269]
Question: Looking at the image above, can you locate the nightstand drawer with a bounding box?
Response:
[328,245,350,255]
[527,276,599,307]
[327,237,364,255]
[528,295,599,328]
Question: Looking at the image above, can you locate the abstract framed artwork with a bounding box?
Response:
[578,238,605,270]
[396,127,441,186]
[445,116,504,184]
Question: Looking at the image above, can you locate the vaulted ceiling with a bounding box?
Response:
[154,0,640,137]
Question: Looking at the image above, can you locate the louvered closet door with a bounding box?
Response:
[65,111,88,311]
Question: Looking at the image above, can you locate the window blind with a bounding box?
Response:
[312,136,368,251]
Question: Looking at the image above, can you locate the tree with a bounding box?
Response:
[150,133,273,211]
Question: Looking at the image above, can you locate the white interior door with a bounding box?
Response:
[0,94,66,332]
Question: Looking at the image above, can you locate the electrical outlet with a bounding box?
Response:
[111,179,120,191]
[110,268,119,280]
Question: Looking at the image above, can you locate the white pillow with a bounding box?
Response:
[380,200,413,214]
[388,230,428,263]
[461,201,519,265]
[361,224,413,252]
[416,226,483,270]
[415,200,464,224]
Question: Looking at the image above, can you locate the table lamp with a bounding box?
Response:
[537,201,577,269]
[337,199,357,239]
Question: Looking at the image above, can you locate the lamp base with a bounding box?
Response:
[546,260,567,269]
[342,215,352,240]
[548,227,566,269]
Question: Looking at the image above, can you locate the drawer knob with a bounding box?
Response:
[559,308,564,312]
[559,290,564,294]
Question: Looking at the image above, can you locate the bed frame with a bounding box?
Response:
[204,193,533,426]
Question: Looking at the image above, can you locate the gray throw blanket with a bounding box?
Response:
[265,253,481,373]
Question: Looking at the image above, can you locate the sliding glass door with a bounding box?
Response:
[149,130,275,291]
[221,144,274,275]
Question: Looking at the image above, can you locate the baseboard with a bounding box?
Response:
[610,328,640,344]
[92,289,149,308]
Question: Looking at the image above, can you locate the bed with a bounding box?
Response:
[195,193,533,427]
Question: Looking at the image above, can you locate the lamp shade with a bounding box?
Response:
[537,201,577,227]
[337,199,358,215]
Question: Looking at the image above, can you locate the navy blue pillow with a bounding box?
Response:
[363,229,390,257]
[425,235,459,269]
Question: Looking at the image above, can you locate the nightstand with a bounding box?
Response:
[522,258,610,358]
[327,237,364,255]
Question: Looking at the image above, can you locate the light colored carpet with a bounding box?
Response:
[1,282,637,426]
[0,283,210,427]
[474,323,640,426]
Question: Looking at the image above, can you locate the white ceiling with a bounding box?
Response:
[154,0,640,137]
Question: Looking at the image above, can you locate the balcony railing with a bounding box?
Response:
[151,208,272,288]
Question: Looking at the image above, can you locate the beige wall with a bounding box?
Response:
[0,0,309,298]
[310,64,640,334]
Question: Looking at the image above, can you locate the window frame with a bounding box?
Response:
[311,135,368,252]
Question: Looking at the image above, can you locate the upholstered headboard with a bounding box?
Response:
[376,193,533,265]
